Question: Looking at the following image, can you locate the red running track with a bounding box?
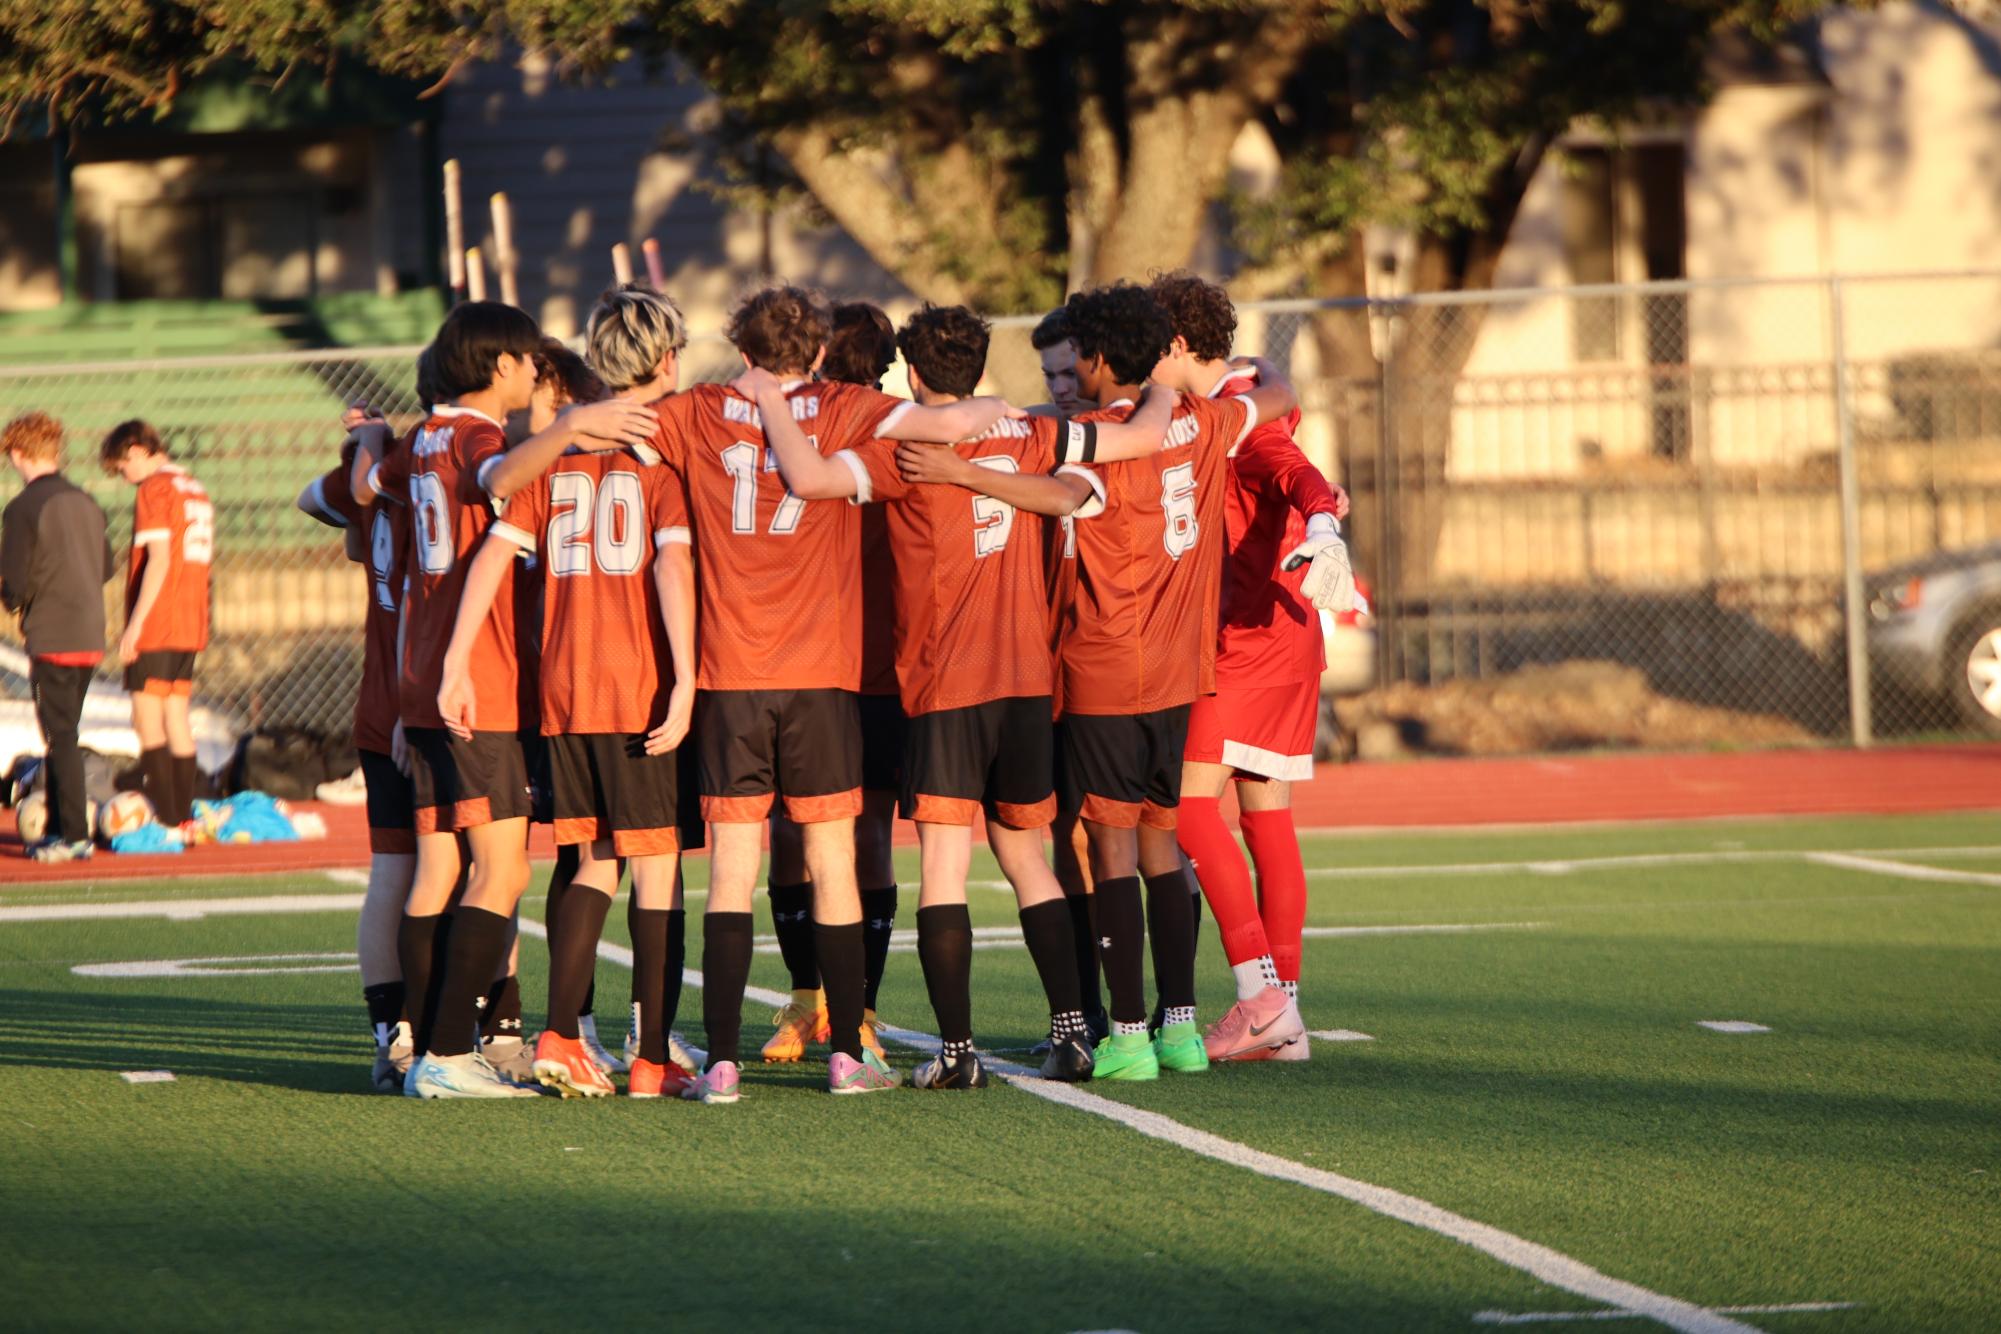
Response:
[3,743,1997,885]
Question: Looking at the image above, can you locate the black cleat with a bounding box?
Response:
[1085,1007,1111,1046]
[1038,1034,1095,1083]
[913,1050,989,1090]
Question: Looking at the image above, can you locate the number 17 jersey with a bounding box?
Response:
[646,379,911,693]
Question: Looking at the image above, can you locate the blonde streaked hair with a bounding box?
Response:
[585,283,688,391]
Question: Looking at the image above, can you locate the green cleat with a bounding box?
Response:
[1154,1021,1211,1074]
[1092,1032,1159,1082]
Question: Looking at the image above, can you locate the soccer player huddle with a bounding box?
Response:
[309,271,1357,1102]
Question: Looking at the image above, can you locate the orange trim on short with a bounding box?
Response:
[168,679,193,697]
[782,788,865,824]
[414,806,441,837]
[991,794,1057,830]
[449,796,495,830]
[553,815,600,846]
[369,826,416,855]
[139,678,180,699]
[911,794,980,826]
[1139,799,1179,832]
[703,793,775,823]
[612,826,681,858]
[1079,793,1142,829]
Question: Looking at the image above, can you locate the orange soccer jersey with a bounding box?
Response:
[309,437,405,755]
[846,416,1102,717]
[647,379,911,693]
[125,463,213,653]
[490,448,690,735]
[1059,392,1255,716]
[372,406,521,732]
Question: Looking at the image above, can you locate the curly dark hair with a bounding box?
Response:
[1148,270,1237,362]
[1063,282,1174,386]
[534,337,606,407]
[100,418,166,471]
[1030,306,1073,351]
[896,304,991,399]
[822,303,898,388]
[727,284,833,374]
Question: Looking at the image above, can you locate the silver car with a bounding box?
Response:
[1867,542,2001,735]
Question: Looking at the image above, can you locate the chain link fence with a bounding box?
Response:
[3,272,1998,765]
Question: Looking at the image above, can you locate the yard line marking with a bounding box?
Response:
[74,952,359,978]
[1695,1021,1771,1034]
[525,921,1758,1334]
[1803,852,2001,888]
[1472,1302,1857,1325]
[0,893,365,924]
[1310,1029,1377,1042]
[323,869,370,887]
[1307,845,2001,881]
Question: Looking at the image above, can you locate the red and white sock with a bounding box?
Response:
[1240,807,1308,993]
[1177,795,1272,1000]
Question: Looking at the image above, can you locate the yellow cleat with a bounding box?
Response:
[859,1009,887,1061]
[761,989,830,1063]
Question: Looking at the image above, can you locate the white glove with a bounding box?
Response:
[1284,513,1356,612]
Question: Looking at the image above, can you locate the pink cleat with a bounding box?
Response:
[1203,987,1304,1062]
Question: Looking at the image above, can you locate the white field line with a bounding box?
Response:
[519,924,1756,1333]
[1306,844,2001,880]
[1802,852,2001,888]
[1472,1302,1857,1326]
[0,893,365,923]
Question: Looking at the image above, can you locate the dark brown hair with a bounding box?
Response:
[432,300,542,400]
[100,419,166,471]
[896,304,991,399]
[1030,306,1073,351]
[1148,270,1237,362]
[727,285,832,374]
[822,303,897,388]
[534,337,606,407]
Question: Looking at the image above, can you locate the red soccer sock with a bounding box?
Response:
[1240,807,1308,985]
[1177,795,1269,967]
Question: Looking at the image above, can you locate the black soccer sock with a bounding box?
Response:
[479,973,522,1042]
[427,907,512,1058]
[545,887,613,1041]
[139,747,173,824]
[398,912,449,1057]
[816,920,867,1062]
[860,885,898,1011]
[629,904,672,1065]
[665,907,686,1035]
[545,847,596,1018]
[1018,899,1084,1019]
[1066,890,1104,1017]
[915,904,975,1046]
[1188,879,1203,965]
[1145,867,1198,1013]
[362,981,406,1045]
[701,912,755,1067]
[171,753,198,826]
[768,882,818,992]
[1095,876,1147,1027]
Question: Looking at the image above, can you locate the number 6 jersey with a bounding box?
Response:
[1060,392,1254,716]
[489,448,689,735]
[844,417,1104,717]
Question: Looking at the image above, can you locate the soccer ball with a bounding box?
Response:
[15,791,100,845]
[98,790,157,839]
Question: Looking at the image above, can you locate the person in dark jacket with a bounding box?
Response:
[1,413,115,862]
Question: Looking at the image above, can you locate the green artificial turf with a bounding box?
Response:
[1,813,1996,1331]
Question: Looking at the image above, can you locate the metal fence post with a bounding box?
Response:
[1828,274,1874,749]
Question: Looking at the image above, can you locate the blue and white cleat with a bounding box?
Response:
[404,1050,542,1099]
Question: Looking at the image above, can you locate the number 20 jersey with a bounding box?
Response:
[1061,392,1254,716]
[646,380,911,693]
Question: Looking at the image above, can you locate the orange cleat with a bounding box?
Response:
[628,1057,700,1099]
[761,989,830,1063]
[532,1030,616,1098]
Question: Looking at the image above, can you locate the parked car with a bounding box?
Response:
[0,643,241,783]
[1866,541,2001,735]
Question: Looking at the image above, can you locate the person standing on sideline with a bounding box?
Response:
[1,413,115,863]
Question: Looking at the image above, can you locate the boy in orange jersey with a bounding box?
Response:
[102,420,213,827]
[765,303,1174,1087]
[357,301,656,1098]
[641,285,1015,1103]
[439,287,701,1101]
[900,283,1296,1082]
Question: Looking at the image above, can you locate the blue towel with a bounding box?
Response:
[110,824,184,855]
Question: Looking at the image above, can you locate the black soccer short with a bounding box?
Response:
[358,748,415,855]
[902,695,1056,829]
[858,692,909,794]
[1058,704,1193,831]
[404,726,533,834]
[696,688,862,824]
[124,650,196,696]
[548,732,704,856]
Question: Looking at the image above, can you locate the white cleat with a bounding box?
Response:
[404,1050,543,1098]
[372,1021,415,1093]
[578,1013,627,1074]
[481,1034,536,1084]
